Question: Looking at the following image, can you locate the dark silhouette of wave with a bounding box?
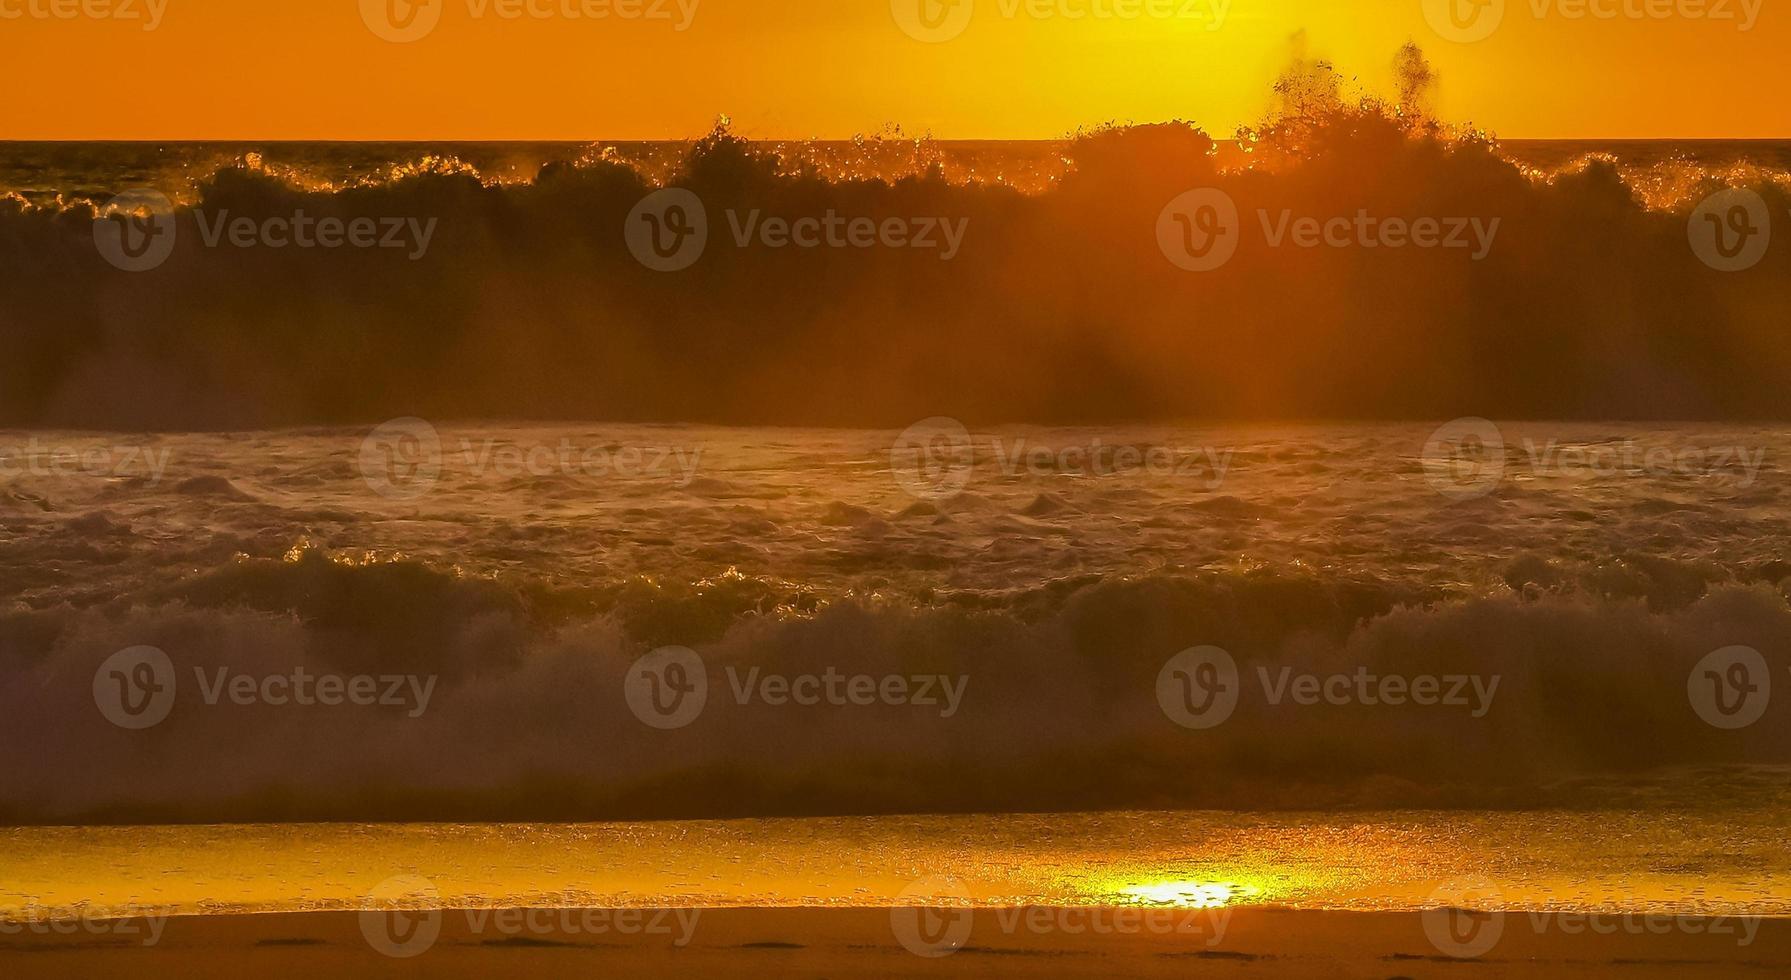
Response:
[1,52,1787,429]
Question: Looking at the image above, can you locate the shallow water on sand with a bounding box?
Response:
[5,807,1789,919]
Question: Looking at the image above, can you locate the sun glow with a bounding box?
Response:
[3,0,1787,139]
[1119,881,1263,909]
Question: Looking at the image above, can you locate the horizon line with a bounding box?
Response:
[3,135,1789,144]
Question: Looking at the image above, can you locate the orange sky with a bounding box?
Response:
[1,0,1784,139]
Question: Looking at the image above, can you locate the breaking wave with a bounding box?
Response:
[5,548,1791,824]
[1,52,1789,428]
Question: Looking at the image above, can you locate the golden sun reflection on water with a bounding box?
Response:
[1116,881,1266,909]
[5,808,1789,919]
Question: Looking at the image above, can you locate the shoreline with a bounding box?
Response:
[4,908,1786,979]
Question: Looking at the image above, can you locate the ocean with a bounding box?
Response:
[4,422,1790,825]
[4,125,1791,933]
